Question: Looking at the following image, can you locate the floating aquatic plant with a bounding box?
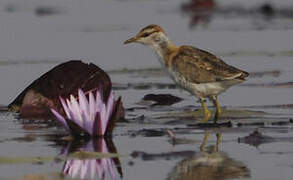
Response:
[51,89,118,137]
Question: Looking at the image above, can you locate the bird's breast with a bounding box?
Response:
[166,67,188,87]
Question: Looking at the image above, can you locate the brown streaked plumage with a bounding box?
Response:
[124,24,249,123]
[170,45,249,84]
[140,24,166,35]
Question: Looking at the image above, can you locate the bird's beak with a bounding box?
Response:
[124,36,138,44]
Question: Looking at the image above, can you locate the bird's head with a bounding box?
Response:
[124,24,168,47]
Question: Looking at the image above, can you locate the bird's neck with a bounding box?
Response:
[148,37,178,67]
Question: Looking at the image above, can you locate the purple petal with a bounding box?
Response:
[107,159,117,180]
[59,96,71,119]
[78,89,92,133]
[80,160,88,179]
[100,104,107,135]
[89,91,96,121]
[50,108,70,132]
[96,160,102,179]
[60,97,71,119]
[90,160,97,179]
[101,139,108,153]
[96,90,102,110]
[70,160,82,178]
[63,159,73,174]
[66,98,83,127]
[106,91,114,115]
[70,95,83,126]
[66,99,75,119]
[93,112,103,136]
[81,110,92,135]
[100,158,108,178]
[78,89,90,121]
[68,109,79,128]
[66,99,72,111]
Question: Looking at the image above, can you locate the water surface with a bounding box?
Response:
[0,0,293,179]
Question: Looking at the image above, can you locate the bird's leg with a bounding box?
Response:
[211,95,222,123]
[200,131,210,151]
[214,132,222,152]
[200,98,211,123]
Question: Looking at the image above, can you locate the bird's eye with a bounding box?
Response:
[141,32,152,38]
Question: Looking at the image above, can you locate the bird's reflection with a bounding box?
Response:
[181,0,216,28]
[61,138,122,180]
[167,131,250,180]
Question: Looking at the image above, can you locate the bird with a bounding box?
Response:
[124,24,249,123]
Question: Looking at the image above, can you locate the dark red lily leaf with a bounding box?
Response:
[105,97,123,136]
[143,94,183,106]
[8,60,122,119]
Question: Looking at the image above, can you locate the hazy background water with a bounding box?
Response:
[0,0,292,105]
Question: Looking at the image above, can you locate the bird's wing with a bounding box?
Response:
[170,46,249,84]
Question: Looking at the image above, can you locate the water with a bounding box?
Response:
[0,0,293,179]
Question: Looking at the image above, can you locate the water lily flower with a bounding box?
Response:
[51,89,117,137]
[62,139,122,180]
